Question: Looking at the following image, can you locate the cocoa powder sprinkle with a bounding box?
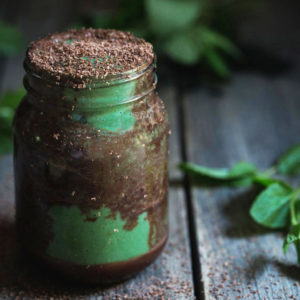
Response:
[26,28,154,88]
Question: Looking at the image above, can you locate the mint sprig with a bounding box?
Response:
[179,144,300,263]
[179,161,257,187]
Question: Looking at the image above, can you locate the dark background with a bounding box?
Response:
[1,0,300,88]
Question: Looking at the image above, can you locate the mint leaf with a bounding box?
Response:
[0,87,25,156]
[227,162,258,187]
[163,29,203,65]
[250,183,293,229]
[0,87,25,108]
[284,191,300,262]
[0,108,14,156]
[145,0,201,36]
[277,144,300,176]
[0,21,24,57]
[162,24,241,68]
[283,224,300,263]
[205,48,231,78]
[283,224,300,252]
[229,176,255,188]
[179,161,256,179]
[228,162,257,177]
[253,175,280,187]
[201,27,241,59]
[295,201,300,224]
[0,134,13,156]
[179,161,257,186]
[180,162,230,179]
[253,174,291,188]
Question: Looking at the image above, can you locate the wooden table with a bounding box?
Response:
[1,0,300,299]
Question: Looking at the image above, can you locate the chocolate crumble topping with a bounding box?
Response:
[26,28,154,88]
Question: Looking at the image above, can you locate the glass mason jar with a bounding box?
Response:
[13,51,169,283]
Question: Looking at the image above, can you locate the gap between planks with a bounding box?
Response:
[175,83,204,300]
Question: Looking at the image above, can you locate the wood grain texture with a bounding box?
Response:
[161,85,182,181]
[184,72,300,299]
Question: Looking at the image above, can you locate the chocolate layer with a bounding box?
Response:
[26,234,168,285]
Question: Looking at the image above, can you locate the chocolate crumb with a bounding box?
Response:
[26,28,154,89]
[53,133,60,140]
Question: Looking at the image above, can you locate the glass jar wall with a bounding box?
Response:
[13,38,169,283]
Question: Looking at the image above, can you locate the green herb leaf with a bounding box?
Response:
[228,161,257,177]
[0,107,14,156]
[201,27,241,58]
[145,0,201,36]
[163,28,203,65]
[229,176,255,188]
[179,161,257,186]
[0,107,14,127]
[295,201,300,224]
[180,161,256,179]
[179,162,230,178]
[277,144,300,176]
[253,174,291,188]
[283,224,300,263]
[252,175,279,187]
[283,224,300,252]
[0,87,25,108]
[250,183,293,229]
[0,21,24,57]
[227,162,258,187]
[163,24,240,72]
[0,87,25,156]
[205,48,231,78]
[0,134,13,156]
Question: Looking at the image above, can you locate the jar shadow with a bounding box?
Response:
[0,219,119,298]
[222,186,273,238]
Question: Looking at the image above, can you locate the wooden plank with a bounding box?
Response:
[0,154,194,299]
[160,85,182,181]
[184,72,300,299]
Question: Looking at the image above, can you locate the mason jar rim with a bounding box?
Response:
[23,56,158,109]
[24,53,157,90]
